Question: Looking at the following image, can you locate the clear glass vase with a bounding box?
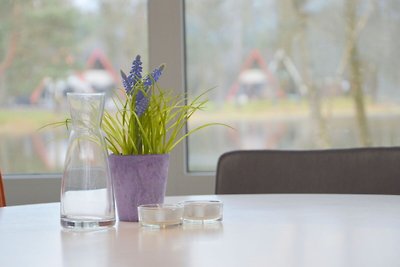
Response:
[60,93,115,230]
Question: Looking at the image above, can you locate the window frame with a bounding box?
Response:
[148,0,216,196]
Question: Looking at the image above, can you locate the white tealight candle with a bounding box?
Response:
[138,204,183,228]
[182,200,223,223]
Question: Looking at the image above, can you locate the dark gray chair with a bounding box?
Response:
[215,148,400,195]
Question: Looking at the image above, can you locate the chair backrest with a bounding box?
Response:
[0,170,6,207]
[215,148,400,195]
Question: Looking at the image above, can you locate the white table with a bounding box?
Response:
[1,194,400,267]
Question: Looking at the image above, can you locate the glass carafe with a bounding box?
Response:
[60,93,115,230]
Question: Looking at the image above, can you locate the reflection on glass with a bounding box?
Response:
[0,0,148,174]
[186,0,400,171]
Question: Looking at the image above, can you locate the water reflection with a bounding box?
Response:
[0,129,67,173]
[188,115,400,172]
[1,115,400,173]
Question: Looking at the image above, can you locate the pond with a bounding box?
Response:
[1,114,400,174]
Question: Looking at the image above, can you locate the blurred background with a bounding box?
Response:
[1,0,400,175]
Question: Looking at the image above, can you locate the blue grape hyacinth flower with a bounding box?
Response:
[121,55,143,94]
[136,65,164,116]
[120,70,131,93]
[135,91,149,117]
[120,56,165,117]
[129,55,143,84]
[144,64,165,88]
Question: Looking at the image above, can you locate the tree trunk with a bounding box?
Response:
[346,0,371,146]
[292,4,330,148]
[0,4,20,103]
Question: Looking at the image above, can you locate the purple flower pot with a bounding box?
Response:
[109,154,170,222]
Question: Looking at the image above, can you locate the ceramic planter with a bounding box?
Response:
[109,154,169,222]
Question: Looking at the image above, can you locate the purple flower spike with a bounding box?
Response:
[120,55,163,116]
[135,91,150,116]
[152,64,164,82]
[144,64,165,88]
[128,55,143,84]
[129,55,143,81]
[121,55,144,94]
[120,70,133,93]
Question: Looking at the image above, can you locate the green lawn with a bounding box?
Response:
[1,98,399,133]
[0,108,66,134]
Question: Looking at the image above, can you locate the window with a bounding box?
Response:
[3,0,399,197]
[0,0,147,174]
[185,0,400,172]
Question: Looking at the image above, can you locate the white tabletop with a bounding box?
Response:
[1,194,400,267]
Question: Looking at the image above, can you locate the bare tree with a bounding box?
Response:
[339,0,375,146]
[0,3,20,102]
[289,0,330,147]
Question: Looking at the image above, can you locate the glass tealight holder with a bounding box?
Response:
[138,204,183,228]
[182,200,223,223]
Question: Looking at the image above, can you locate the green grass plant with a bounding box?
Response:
[102,55,226,155]
[102,86,218,155]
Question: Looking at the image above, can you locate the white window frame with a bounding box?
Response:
[148,0,216,196]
